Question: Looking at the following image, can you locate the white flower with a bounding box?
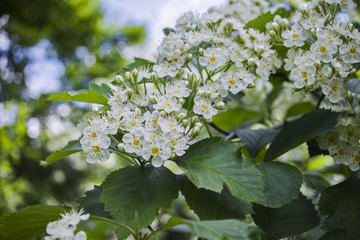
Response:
[153,62,178,78]
[331,59,352,78]
[321,78,346,103]
[282,24,308,47]
[81,136,111,163]
[198,80,228,99]
[220,70,250,94]
[61,208,90,226]
[290,65,316,88]
[166,80,190,98]
[339,41,360,63]
[193,96,217,119]
[158,115,184,133]
[284,48,297,71]
[153,95,182,113]
[300,12,325,30]
[199,47,227,71]
[122,132,144,155]
[317,131,339,150]
[310,40,337,63]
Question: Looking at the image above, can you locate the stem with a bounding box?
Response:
[146,225,160,240]
[90,216,137,237]
[204,122,213,137]
[315,94,325,109]
[109,146,139,166]
[109,135,120,145]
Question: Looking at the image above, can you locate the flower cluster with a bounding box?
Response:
[267,0,359,105]
[44,208,89,240]
[78,1,283,167]
[318,115,360,171]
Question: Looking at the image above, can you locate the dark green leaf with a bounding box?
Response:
[89,83,113,97]
[47,90,109,106]
[319,176,360,239]
[178,175,253,220]
[0,205,65,240]
[302,173,330,193]
[41,140,82,166]
[319,229,348,240]
[253,194,320,240]
[176,137,265,203]
[163,28,175,36]
[78,186,110,218]
[235,129,279,158]
[307,138,329,157]
[344,78,360,94]
[257,162,302,207]
[264,109,341,161]
[286,102,315,118]
[213,109,262,131]
[245,8,287,32]
[100,165,178,239]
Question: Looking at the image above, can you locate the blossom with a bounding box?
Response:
[282,24,308,47]
[339,41,360,63]
[199,47,227,71]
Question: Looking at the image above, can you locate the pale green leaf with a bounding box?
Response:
[47,90,109,106]
[41,139,82,166]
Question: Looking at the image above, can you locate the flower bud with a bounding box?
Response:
[271,22,279,32]
[315,61,322,69]
[160,110,167,118]
[194,122,203,128]
[170,152,176,159]
[135,108,141,116]
[178,98,185,105]
[115,75,124,85]
[199,48,204,56]
[269,30,277,38]
[348,23,354,32]
[132,69,138,82]
[185,53,193,62]
[176,112,186,121]
[191,126,200,137]
[191,116,198,125]
[248,58,256,66]
[279,18,289,29]
[117,143,125,151]
[149,95,157,104]
[182,119,189,127]
[125,71,133,83]
[126,88,133,99]
[205,90,212,98]
[150,72,158,84]
[310,28,317,39]
[214,101,225,110]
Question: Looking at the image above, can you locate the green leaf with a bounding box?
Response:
[302,173,330,193]
[78,186,110,218]
[89,83,112,97]
[257,162,302,208]
[100,165,178,239]
[183,218,257,240]
[344,78,360,94]
[47,90,109,106]
[223,91,245,103]
[306,138,329,157]
[176,137,265,203]
[253,194,320,240]
[178,175,253,220]
[264,109,341,161]
[286,102,315,118]
[41,139,82,166]
[213,109,262,132]
[119,57,155,74]
[245,8,287,32]
[319,176,360,239]
[0,205,65,240]
[235,129,279,158]
[163,27,175,36]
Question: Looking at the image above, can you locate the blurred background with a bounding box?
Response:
[0,0,226,238]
